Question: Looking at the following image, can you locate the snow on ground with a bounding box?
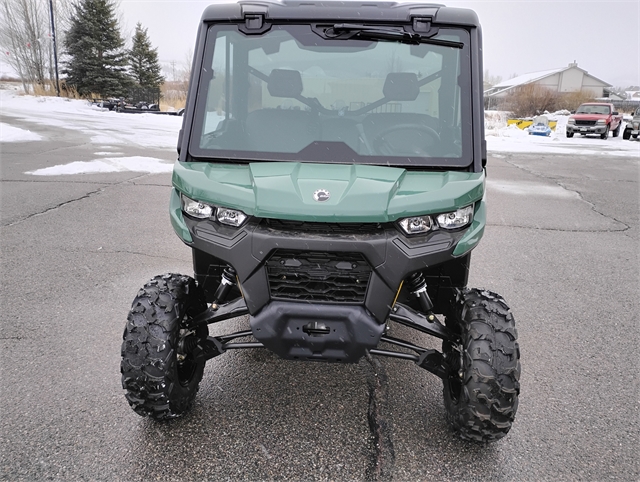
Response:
[485,110,639,157]
[0,89,638,177]
[0,122,42,141]
[1,89,182,149]
[486,179,580,199]
[27,157,174,176]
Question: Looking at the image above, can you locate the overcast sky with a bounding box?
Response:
[116,0,639,88]
[2,0,637,88]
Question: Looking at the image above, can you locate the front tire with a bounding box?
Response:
[612,123,621,137]
[623,128,631,140]
[442,288,520,443]
[121,274,209,419]
[566,131,574,138]
[600,126,610,140]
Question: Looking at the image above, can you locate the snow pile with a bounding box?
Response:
[484,110,510,136]
[495,123,530,138]
[0,122,42,141]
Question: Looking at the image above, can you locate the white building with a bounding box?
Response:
[484,62,611,108]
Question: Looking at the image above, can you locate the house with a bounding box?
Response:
[625,91,640,101]
[484,62,611,109]
[601,88,626,101]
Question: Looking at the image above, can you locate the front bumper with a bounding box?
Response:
[566,124,608,134]
[171,189,485,326]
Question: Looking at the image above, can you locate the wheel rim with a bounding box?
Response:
[177,355,198,387]
[176,311,207,387]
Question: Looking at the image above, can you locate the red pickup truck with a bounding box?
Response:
[566,103,623,139]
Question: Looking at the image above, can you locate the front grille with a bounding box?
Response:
[266,250,371,303]
[263,219,385,234]
[575,120,597,126]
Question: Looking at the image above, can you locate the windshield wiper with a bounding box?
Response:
[327,24,463,49]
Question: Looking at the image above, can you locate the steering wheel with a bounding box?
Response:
[372,123,440,156]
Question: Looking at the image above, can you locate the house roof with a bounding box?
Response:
[485,63,611,97]
[492,68,565,89]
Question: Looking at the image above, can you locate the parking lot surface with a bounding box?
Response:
[1,117,638,480]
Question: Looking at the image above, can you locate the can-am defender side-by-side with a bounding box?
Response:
[121,1,520,443]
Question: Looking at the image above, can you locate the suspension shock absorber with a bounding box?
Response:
[406,271,436,321]
[211,265,237,309]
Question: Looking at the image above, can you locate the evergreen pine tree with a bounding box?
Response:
[63,0,132,98]
[129,23,164,90]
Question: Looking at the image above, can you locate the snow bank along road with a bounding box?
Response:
[1,91,638,480]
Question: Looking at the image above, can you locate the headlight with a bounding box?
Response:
[397,215,433,235]
[567,118,575,124]
[596,119,606,125]
[181,194,248,227]
[436,205,474,230]
[216,207,247,227]
[181,194,214,219]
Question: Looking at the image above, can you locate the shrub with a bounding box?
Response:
[503,84,599,117]
[504,84,558,117]
[555,90,596,112]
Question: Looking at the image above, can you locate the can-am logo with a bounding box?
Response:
[313,189,331,202]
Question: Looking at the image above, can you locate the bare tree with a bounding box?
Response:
[0,0,73,93]
[483,69,502,87]
[161,48,192,110]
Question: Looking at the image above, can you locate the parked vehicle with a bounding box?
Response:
[566,103,623,139]
[117,101,160,113]
[120,0,520,443]
[622,107,640,140]
[89,98,121,111]
[528,115,552,136]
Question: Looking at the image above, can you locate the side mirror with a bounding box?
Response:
[570,111,575,114]
[613,111,619,115]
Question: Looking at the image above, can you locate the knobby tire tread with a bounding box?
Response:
[121,273,208,420]
[443,288,520,443]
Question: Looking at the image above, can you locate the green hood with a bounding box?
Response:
[172,161,484,223]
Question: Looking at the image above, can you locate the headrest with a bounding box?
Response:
[267,69,303,98]
[383,72,420,101]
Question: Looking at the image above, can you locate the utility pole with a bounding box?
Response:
[48,0,60,96]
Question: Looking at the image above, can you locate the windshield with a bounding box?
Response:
[576,104,611,115]
[190,24,472,168]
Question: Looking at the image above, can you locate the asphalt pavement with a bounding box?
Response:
[1,118,638,481]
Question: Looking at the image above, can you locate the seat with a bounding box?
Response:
[244,69,321,153]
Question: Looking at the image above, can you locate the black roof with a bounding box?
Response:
[200,1,480,27]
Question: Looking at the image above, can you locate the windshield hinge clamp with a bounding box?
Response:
[240,5,270,34]
[412,17,438,38]
[245,14,264,30]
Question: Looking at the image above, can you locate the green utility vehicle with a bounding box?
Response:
[121,0,520,443]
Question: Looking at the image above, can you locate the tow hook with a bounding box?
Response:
[302,321,331,336]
